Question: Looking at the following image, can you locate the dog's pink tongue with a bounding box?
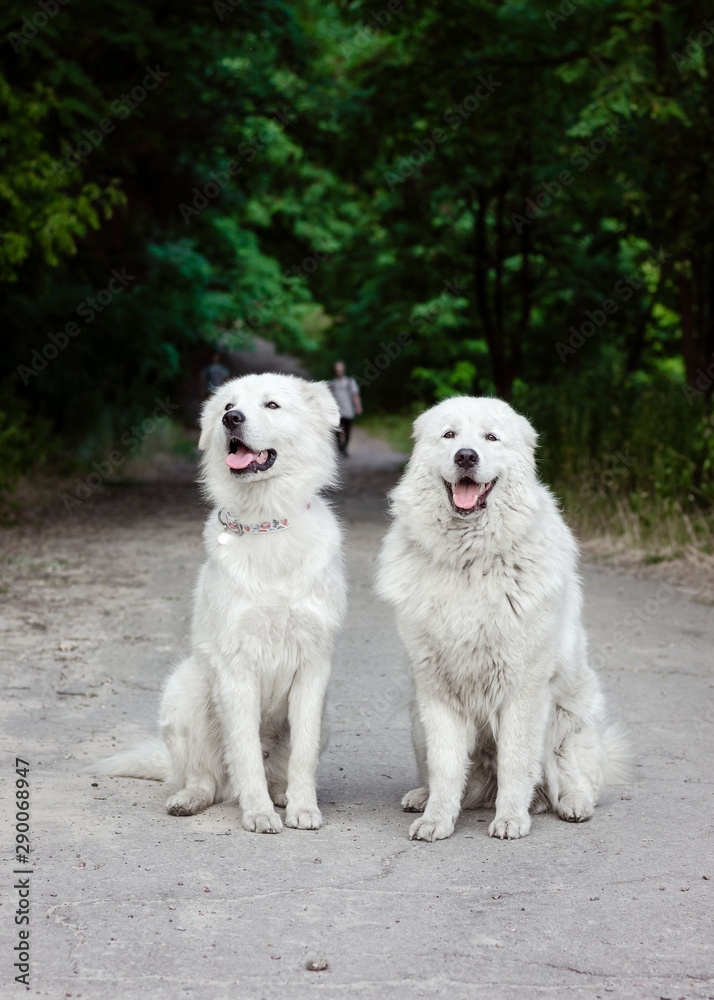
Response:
[226,448,260,469]
[453,480,481,509]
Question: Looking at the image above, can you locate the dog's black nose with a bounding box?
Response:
[222,409,246,430]
[454,448,478,468]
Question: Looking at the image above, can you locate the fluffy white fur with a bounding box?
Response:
[375,395,629,842]
[93,373,346,834]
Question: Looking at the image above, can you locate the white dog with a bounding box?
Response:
[94,373,345,834]
[375,396,628,842]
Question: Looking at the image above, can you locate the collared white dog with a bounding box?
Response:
[375,396,628,842]
[94,373,345,834]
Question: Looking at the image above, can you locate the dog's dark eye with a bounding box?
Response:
[224,403,234,411]
[265,401,280,409]
[485,433,498,442]
[443,430,455,439]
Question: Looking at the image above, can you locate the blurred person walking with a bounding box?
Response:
[329,361,362,456]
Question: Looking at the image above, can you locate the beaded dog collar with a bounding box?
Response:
[216,504,311,544]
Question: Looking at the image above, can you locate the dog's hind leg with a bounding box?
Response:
[550,657,618,823]
[555,725,605,823]
[553,724,605,823]
[262,721,291,808]
[160,657,222,816]
[401,697,430,813]
[461,751,498,810]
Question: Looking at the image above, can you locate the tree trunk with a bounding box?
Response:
[678,272,712,399]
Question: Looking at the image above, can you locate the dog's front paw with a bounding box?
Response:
[242,809,283,834]
[488,813,531,840]
[401,787,429,812]
[285,807,322,830]
[409,814,455,842]
[557,791,594,823]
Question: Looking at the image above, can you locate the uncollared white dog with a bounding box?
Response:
[375,395,629,842]
[94,373,345,834]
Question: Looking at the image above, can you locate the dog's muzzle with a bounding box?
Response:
[445,476,497,514]
[221,412,277,473]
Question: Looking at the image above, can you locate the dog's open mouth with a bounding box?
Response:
[225,438,276,474]
[444,477,497,514]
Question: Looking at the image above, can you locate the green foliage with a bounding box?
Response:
[320,0,714,515]
[359,411,421,455]
[0,0,712,527]
[0,73,126,279]
[0,0,360,456]
[0,384,51,503]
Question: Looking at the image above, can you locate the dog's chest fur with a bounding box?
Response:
[378,508,569,718]
[194,500,345,675]
[425,554,551,697]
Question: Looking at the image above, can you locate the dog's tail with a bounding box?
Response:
[604,724,633,785]
[86,737,170,781]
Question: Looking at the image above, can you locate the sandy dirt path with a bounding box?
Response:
[1,428,712,999]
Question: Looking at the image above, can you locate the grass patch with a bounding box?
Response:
[112,419,199,481]
[545,486,713,559]
[358,412,417,455]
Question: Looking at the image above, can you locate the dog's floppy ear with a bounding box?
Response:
[411,408,432,442]
[517,413,538,452]
[198,396,214,451]
[303,380,341,429]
